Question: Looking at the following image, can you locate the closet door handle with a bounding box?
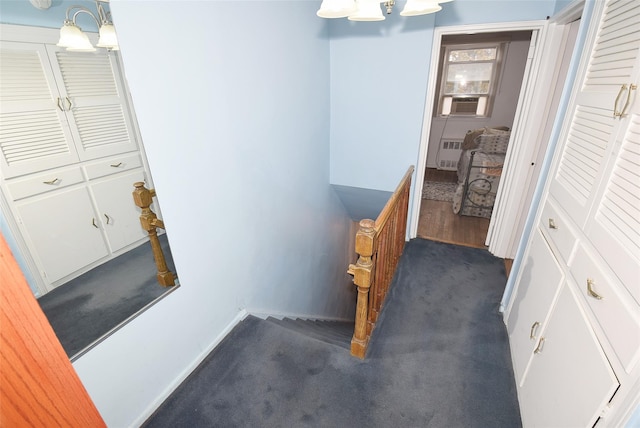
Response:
[614,84,627,117]
[548,218,557,230]
[42,178,59,185]
[619,84,637,118]
[66,97,72,110]
[104,213,111,224]
[530,321,540,339]
[587,278,603,300]
[534,337,545,354]
[57,97,64,111]
[110,162,122,168]
[92,218,99,228]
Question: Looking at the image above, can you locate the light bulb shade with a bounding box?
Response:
[317,0,357,18]
[400,0,441,16]
[57,22,96,52]
[96,23,119,50]
[348,0,385,21]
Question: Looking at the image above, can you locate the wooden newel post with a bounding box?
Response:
[132,182,175,287]
[347,219,376,359]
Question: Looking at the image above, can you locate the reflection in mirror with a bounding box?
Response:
[0,22,179,361]
[38,230,178,360]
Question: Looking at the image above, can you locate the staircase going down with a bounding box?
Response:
[143,239,521,428]
[264,317,354,350]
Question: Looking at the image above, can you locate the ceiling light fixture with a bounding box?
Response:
[317,0,451,21]
[57,0,119,52]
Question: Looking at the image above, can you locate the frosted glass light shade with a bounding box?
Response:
[317,0,357,18]
[400,0,442,16]
[96,24,119,50]
[57,22,96,52]
[348,0,385,21]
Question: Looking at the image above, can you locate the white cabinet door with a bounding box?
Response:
[507,229,564,385]
[550,0,640,228]
[46,46,139,162]
[585,95,640,303]
[90,170,148,253]
[0,41,79,178]
[518,285,619,428]
[15,187,109,285]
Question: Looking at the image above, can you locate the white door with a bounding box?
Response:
[549,0,640,228]
[90,170,148,253]
[506,229,563,385]
[0,41,79,178]
[585,85,640,303]
[16,187,109,286]
[45,46,139,161]
[518,284,619,428]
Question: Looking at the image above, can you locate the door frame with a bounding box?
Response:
[408,17,578,258]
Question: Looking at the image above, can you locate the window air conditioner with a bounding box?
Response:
[442,96,487,116]
[451,97,479,114]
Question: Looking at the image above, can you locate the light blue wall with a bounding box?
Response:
[2,1,355,426]
[329,10,435,192]
[328,0,557,194]
[0,214,38,294]
[0,0,101,29]
[71,1,357,425]
[435,0,556,26]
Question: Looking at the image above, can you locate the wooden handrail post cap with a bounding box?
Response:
[132,181,155,208]
[355,219,375,257]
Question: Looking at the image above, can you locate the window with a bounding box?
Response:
[437,44,504,117]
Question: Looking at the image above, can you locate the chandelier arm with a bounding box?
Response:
[95,1,113,25]
[67,6,101,29]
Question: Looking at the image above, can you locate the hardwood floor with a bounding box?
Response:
[424,168,457,183]
[417,199,490,249]
[417,168,490,249]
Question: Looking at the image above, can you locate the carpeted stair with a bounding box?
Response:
[264,317,354,350]
[144,238,521,427]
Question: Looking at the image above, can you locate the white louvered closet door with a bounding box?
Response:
[45,46,138,161]
[0,42,79,178]
[586,89,640,303]
[549,0,640,228]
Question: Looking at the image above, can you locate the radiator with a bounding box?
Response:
[436,139,463,171]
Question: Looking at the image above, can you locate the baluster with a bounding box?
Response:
[132,182,175,287]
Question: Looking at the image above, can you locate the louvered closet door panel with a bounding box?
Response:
[550,0,640,228]
[0,42,79,178]
[587,103,640,304]
[46,47,138,161]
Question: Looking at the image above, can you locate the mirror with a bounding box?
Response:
[0,23,179,360]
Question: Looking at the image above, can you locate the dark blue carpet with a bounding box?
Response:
[38,234,176,359]
[144,238,521,427]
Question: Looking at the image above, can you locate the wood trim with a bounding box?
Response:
[0,234,105,427]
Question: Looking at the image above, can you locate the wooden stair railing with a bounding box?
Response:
[348,165,415,359]
[132,182,176,287]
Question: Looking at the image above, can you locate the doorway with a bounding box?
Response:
[410,16,582,259]
[417,29,533,248]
